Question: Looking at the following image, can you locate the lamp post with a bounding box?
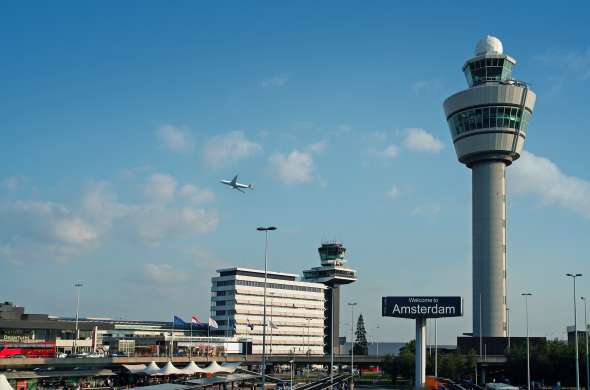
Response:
[73,283,83,356]
[567,273,583,390]
[522,293,532,390]
[434,318,438,378]
[348,302,357,377]
[582,297,589,390]
[257,226,277,390]
[375,325,380,358]
[507,307,511,351]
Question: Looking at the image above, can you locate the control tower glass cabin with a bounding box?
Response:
[443,36,536,337]
[302,242,357,354]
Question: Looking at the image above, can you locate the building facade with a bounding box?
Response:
[211,268,326,355]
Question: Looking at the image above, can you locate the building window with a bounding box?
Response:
[448,105,531,137]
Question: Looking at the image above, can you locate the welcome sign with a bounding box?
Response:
[382,296,463,319]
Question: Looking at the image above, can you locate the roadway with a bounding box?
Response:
[0,355,383,370]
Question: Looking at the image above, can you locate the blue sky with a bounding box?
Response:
[1,1,590,344]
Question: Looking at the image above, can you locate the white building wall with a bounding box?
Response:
[211,269,326,355]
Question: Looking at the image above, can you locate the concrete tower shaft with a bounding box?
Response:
[472,161,507,337]
[443,36,536,337]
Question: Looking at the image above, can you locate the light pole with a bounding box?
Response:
[522,293,532,390]
[567,273,583,390]
[73,282,83,356]
[582,297,589,390]
[507,307,511,351]
[257,226,277,390]
[348,302,357,377]
[434,318,438,379]
[375,325,380,358]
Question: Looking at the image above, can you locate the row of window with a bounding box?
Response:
[465,58,513,86]
[215,279,324,293]
[447,105,532,137]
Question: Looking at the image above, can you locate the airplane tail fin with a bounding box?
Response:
[248,184,254,189]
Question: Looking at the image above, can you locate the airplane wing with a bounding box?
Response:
[231,175,238,186]
[235,187,245,194]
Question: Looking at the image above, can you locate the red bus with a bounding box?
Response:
[0,341,56,358]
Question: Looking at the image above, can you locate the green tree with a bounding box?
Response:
[353,314,368,355]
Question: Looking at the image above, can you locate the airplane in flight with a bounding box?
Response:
[220,175,254,193]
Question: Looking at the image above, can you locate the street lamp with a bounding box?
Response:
[521,293,532,390]
[582,297,589,390]
[257,226,277,390]
[375,325,380,358]
[73,282,83,356]
[567,273,583,390]
[348,302,357,377]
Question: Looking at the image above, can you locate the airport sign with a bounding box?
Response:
[382,296,463,319]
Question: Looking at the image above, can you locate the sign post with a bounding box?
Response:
[382,296,463,389]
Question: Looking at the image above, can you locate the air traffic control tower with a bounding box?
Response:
[303,242,357,354]
[443,36,536,337]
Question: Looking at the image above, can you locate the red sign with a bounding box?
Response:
[0,341,56,358]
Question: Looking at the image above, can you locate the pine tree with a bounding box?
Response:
[353,313,368,355]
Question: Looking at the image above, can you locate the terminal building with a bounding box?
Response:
[210,267,326,355]
[0,301,235,358]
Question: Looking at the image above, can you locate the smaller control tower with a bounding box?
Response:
[303,242,357,355]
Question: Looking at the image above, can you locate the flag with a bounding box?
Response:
[173,315,187,326]
[191,316,200,325]
[208,317,218,329]
[246,319,254,330]
[268,320,279,329]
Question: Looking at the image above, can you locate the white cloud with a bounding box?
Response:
[156,125,193,153]
[511,151,590,219]
[261,75,289,88]
[203,131,261,168]
[0,176,219,263]
[144,173,177,203]
[411,204,441,217]
[306,140,328,154]
[144,264,190,284]
[382,144,399,159]
[538,47,590,80]
[386,185,400,199]
[403,128,444,153]
[179,184,215,205]
[0,200,99,263]
[269,150,315,185]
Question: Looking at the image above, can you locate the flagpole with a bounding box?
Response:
[190,320,193,359]
[207,324,210,362]
[171,316,175,359]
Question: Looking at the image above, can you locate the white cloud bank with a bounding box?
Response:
[511,151,590,219]
[0,175,218,264]
[203,131,261,167]
[269,150,315,185]
[157,125,193,153]
[143,264,190,284]
[403,128,444,153]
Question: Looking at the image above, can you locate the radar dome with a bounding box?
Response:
[475,35,503,56]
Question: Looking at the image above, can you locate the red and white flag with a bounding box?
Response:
[191,316,200,325]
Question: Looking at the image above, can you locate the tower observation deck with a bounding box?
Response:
[303,242,357,354]
[443,36,536,337]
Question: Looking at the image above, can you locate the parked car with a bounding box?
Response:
[88,352,105,358]
[57,353,68,358]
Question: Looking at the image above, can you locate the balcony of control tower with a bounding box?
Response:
[302,242,357,286]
